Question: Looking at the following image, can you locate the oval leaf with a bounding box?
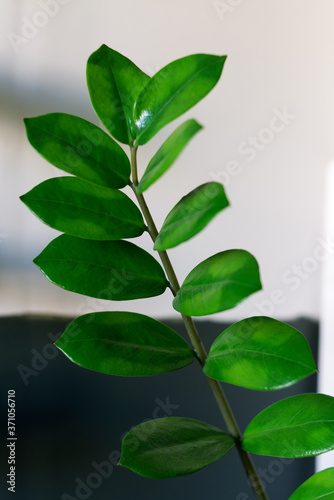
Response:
[243,394,334,458]
[87,44,150,144]
[33,235,168,300]
[173,250,261,316]
[119,417,235,478]
[154,182,229,251]
[55,312,195,376]
[204,316,316,390]
[20,177,145,240]
[24,113,130,188]
[288,468,334,500]
[137,119,202,194]
[134,53,227,144]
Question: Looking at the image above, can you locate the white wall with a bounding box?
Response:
[1,0,334,323]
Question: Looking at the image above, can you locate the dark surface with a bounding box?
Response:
[0,315,318,500]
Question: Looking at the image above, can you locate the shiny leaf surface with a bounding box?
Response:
[288,468,334,500]
[243,394,334,457]
[55,312,195,376]
[204,316,316,390]
[34,235,168,300]
[154,182,229,251]
[173,250,261,316]
[24,113,130,188]
[20,177,145,240]
[134,53,227,144]
[87,44,150,144]
[137,120,202,194]
[119,417,235,478]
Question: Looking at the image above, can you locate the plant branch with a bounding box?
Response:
[130,146,269,500]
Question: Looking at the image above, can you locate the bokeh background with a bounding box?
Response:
[1,0,334,497]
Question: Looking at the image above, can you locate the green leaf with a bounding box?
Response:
[24,113,130,188]
[134,53,227,144]
[173,250,261,316]
[154,182,229,251]
[119,417,235,478]
[204,316,316,391]
[34,234,168,300]
[243,394,334,457]
[55,312,195,376]
[87,44,150,144]
[288,468,334,500]
[137,120,202,194]
[20,177,145,241]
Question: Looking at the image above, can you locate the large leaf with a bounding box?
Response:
[20,176,145,240]
[87,44,150,144]
[154,182,229,251]
[134,53,227,144]
[243,394,334,458]
[173,250,261,316]
[55,312,195,376]
[119,417,235,478]
[288,468,334,500]
[24,113,130,188]
[204,316,316,391]
[136,120,202,194]
[34,235,168,300]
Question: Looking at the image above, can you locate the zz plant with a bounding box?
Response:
[21,44,334,499]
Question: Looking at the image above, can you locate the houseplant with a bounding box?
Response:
[20,44,334,499]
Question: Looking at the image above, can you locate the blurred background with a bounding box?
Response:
[1,0,334,496]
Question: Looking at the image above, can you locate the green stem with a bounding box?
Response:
[130,146,269,500]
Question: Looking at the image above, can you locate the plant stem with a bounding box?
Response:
[130,146,269,500]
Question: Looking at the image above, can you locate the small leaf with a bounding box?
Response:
[134,53,227,144]
[119,417,235,478]
[34,235,168,300]
[20,177,145,240]
[243,394,334,457]
[173,250,261,316]
[288,468,334,500]
[55,312,195,376]
[24,113,130,188]
[204,316,316,391]
[137,120,202,194]
[87,44,150,144]
[154,182,229,251]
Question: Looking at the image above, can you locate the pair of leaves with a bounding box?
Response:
[118,394,334,481]
[56,311,194,376]
[204,316,317,390]
[87,44,227,145]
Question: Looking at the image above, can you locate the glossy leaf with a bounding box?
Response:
[55,312,195,376]
[134,53,227,144]
[154,182,229,251]
[24,113,130,188]
[137,120,202,194]
[173,250,261,316]
[204,316,316,391]
[34,234,168,300]
[20,177,145,240]
[243,394,334,457]
[288,468,334,500]
[87,44,150,144]
[119,417,235,478]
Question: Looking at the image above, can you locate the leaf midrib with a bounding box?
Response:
[208,348,314,371]
[246,419,334,438]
